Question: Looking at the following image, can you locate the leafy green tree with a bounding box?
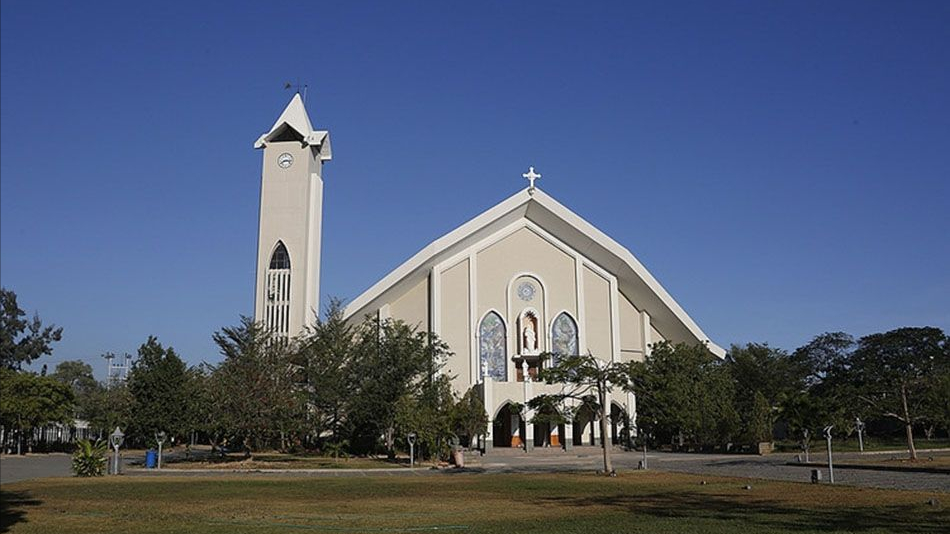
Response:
[787,333,865,446]
[848,327,948,459]
[532,352,631,475]
[628,342,738,449]
[452,386,488,448]
[0,288,63,370]
[83,381,132,438]
[346,316,452,457]
[727,343,806,443]
[209,317,305,452]
[394,373,457,460]
[295,299,355,445]
[127,337,188,446]
[0,367,74,453]
[50,360,100,421]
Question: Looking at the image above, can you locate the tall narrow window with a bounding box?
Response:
[550,312,578,367]
[479,312,507,382]
[265,241,291,337]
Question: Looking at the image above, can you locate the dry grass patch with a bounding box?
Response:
[2,471,946,533]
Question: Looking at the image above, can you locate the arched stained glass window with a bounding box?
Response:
[479,312,507,382]
[265,241,291,337]
[550,312,578,366]
[269,242,291,269]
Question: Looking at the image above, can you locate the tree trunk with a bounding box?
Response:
[598,386,612,474]
[900,383,917,460]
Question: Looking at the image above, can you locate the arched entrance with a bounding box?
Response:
[610,403,628,446]
[532,405,566,449]
[573,403,596,446]
[493,403,525,448]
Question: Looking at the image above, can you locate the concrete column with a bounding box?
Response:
[483,377,493,453]
[564,421,574,450]
[626,391,638,445]
[523,362,534,452]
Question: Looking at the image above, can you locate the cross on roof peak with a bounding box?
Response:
[522,166,541,193]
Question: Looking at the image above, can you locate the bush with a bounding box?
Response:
[72,439,107,477]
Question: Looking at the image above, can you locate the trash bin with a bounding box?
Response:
[146,449,157,469]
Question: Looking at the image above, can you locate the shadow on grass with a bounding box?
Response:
[536,491,948,533]
[0,490,41,533]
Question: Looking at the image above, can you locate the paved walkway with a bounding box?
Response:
[3,449,948,493]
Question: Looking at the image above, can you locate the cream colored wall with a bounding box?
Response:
[439,259,471,390]
[618,292,644,362]
[389,276,429,331]
[475,227,577,380]
[651,325,666,344]
[583,266,612,359]
[476,227,576,318]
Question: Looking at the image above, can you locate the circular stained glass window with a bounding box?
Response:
[517,281,536,301]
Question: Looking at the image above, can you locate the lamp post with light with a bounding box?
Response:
[155,431,167,469]
[407,432,417,468]
[110,427,125,475]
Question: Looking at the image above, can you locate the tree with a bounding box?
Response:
[452,386,489,448]
[0,288,63,370]
[848,327,948,460]
[127,337,189,446]
[345,316,452,457]
[295,299,355,445]
[394,373,457,461]
[532,352,630,475]
[209,317,305,452]
[628,342,738,450]
[50,360,99,422]
[0,368,74,453]
[83,381,132,438]
[727,343,806,443]
[787,333,865,447]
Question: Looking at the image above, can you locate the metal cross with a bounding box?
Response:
[522,166,541,191]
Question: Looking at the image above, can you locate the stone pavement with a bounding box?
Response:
[3,448,948,493]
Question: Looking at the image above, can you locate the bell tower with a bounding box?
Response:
[253,93,332,337]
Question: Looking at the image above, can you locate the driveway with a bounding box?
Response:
[0,454,72,484]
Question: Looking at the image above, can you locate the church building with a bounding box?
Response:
[253,95,724,452]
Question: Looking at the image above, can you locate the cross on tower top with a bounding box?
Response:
[522,166,541,193]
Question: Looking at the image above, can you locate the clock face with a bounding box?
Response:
[277,152,294,169]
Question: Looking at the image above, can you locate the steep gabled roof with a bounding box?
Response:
[344,187,725,358]
[254,93,332,159]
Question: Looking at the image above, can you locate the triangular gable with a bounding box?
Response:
[344,188,724,357]
[254,93,332,158]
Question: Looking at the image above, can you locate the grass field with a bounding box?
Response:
[164,451,400,470]
[2,472,946,533]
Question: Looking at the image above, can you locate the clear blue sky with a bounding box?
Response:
[2,1,948,378]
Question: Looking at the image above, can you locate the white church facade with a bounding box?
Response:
[254,95,723,452]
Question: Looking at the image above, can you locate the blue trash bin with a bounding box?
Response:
[146,449,157,469]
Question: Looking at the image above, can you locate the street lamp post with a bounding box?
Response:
[407,432,417,468]
[110,427,125,475]
[823,425,835,484]
[155,431,167,469]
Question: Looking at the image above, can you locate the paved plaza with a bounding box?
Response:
[3,448,947,493]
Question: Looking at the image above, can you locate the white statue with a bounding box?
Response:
[523,323,537,354]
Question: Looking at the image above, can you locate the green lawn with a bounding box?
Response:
[2,472,946,533]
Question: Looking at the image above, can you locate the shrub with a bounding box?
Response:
[72,439,107,477]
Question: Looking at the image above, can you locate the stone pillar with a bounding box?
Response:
[522,361,534,452]
[626,391,638,446]
[564,420,574,451]
[483,377,493,453]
